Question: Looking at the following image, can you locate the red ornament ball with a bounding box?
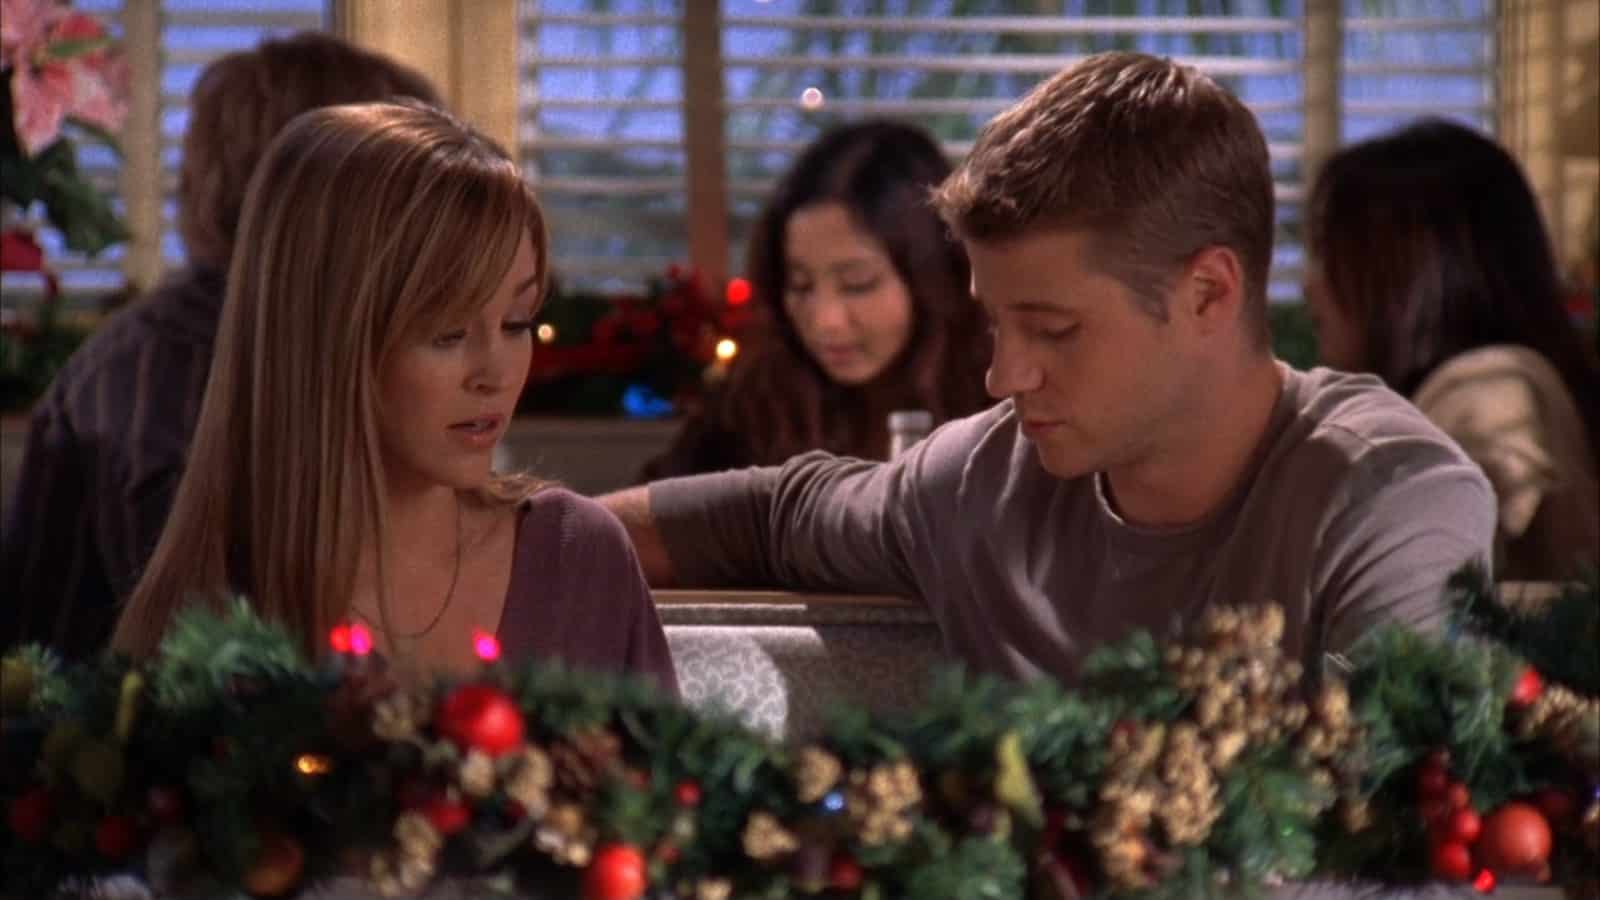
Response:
[7,786,52,844]
[1475,802,1553,874]
[1431,840,1474,882]
[584,843,647,900]
[1509,667,1544,708]
[674,780,702,808]
[435,684,525,756]
[1437,807,1482,845]
[94,814,139,861]
[830,853,866,890]
[423,794,472,836]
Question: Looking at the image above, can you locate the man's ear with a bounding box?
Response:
[1175,246,1246,336]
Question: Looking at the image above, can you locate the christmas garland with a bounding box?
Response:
[2,566,1596,900]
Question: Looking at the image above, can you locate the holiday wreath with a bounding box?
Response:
[2,565,1596,899]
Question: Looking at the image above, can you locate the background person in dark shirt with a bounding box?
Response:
[1,33,438,656]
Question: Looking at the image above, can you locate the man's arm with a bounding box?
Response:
[600,485,678,586]
[1315,445,1497,653]
[599,408,990,593]
[1,399,88,649]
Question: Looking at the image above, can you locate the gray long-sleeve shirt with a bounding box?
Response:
[650,364,1496,682]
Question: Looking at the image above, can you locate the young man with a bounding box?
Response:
[602,52,1495,681]
[1,34,438,656]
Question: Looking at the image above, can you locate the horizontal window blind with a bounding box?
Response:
[516,1,1498,299]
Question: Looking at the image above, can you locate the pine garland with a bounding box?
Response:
[2,572,1597,900]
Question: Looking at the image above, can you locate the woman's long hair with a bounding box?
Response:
[113,101,548,660]
[723,119,989,463]
[1306,118,1600,451]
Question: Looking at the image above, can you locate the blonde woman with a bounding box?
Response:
[111,101,677,691]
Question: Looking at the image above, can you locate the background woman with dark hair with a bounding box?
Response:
[1305,118,1599,579]
[638,119,991,479]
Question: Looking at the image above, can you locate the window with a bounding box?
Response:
[518,1,1499,301]
[3,0,329,305]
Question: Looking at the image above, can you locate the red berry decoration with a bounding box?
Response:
[674,780,702,808]
[1475,802,1553,875]
[1438,807,1482,845]
[8,786,52,843]
[830,853,866,890]
[1509,667,1544,709]
[94,814,139,861]
[423,794,472,836]
[1416,762,1451,800]
[1446,782,1472,810]
[1431,841,1474,882]
[584,843,647,900]
[435,684,525,756]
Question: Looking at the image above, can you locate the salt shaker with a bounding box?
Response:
[887,409,933,458]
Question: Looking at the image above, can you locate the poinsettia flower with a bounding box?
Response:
[10,58,73,155]
[0,0,54,68]
[48,10,109,47]
[64,42,128,134]
[3,0,128,155]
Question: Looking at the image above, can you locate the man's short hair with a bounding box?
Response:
[177,32,439,271]
[933,51,1274,345]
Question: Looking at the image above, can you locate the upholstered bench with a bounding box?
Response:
[656,591,948,740]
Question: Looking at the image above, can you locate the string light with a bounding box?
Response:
[349,623,373,657]
[725,277,751,306]
[800,87,824,110]
[715,338,738,362]
[536,323,556,344]
[329,622,373,656]
[295,754,332,776]
[473,629,501,663]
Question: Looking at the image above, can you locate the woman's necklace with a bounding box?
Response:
[363,493,462,640]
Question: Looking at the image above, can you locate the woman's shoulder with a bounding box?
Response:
[1416,345,1567,404]
[515,486,635,556]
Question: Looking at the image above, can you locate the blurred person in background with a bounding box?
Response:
[1305,118,1599,580]
[637,119,990,480]
[2,33,439,656]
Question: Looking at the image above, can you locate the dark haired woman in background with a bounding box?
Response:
[638,119,990,479]
[1305,118,1598,579]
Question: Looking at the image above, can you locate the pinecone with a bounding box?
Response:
[742,811,798,860]
[459,750,497,799]
[393,811,443,860]
[503,746,554,819]
[534,803,594,867]
[372,691,428,743]
[694,878,733,900]
[549,727,622,797]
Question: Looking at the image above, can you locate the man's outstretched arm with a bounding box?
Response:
[599,485,678,587]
